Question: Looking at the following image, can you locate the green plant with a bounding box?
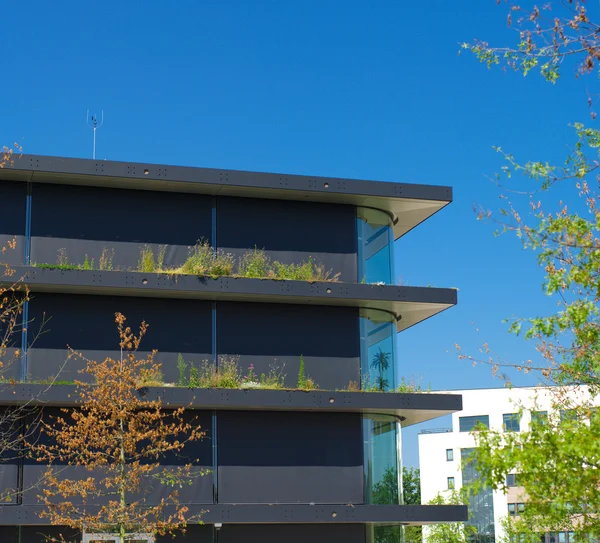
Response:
[138,245,158,273]
[244,364,256,383]
[180,240,234,276]
[237,247,272,278]
[57,248,68,266]
[189,363,200,388]
[296,355,317,390]
[99,247,114,271]
[297,355,306,389]
[312,260,341,282]
[346,380,360,392]
[35,263,82,271]
[302,377,318,390]
[215,356,242,388]
[177,353,188,387]
[272,259,313,281]
[395,376,430,393]
[156,245,166,270]
[82,254,94,270]
[261,362,286,389]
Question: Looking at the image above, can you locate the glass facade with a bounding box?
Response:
[357,207,395,285]
[363,415,402,505]
[366,525,404,543]
[359,309,397,391]
[459,415,490,432]
[503,413,520,432]
[462,448,496,543]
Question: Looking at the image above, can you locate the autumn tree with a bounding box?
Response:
[33,313,207,543]
[453,1,600,541]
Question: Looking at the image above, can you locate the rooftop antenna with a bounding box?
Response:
[86,110,104,159]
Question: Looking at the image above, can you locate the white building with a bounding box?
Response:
[418,386,591,543]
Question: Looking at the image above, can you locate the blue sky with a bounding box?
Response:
[0,0,592,466]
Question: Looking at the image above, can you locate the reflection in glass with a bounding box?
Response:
[357,208,395,285]
[366,525,404,543]
[462,448,496,543]
[360,309,397,391]
[364,415,402,505]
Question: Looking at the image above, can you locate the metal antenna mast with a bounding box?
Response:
[86,110,104,159]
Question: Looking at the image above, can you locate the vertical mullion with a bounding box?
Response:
[212,410,218,504]
[211,197,219,506]
[20,184,32,383]
[24,183,32,266]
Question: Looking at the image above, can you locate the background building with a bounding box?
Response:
[419,386,591,543]
[0,155,466,542]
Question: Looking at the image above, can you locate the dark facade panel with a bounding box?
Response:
[0,181,26,266]
[21,526,80,543]
[22,409,213,506]
[26,294,212,383]
[0,527,17,543]
[0,292,23,383]
[30,183,212,269]
[217,302,360,390]
[217,411,363,504]
[217,197,358,282]
[0,408,21,504]
[17,526,213,543]
[219,524,365,543]
[156,525,213,542]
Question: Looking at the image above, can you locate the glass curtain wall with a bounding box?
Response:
[360,309,397,391]
[462,448,496,543]
[363,415,402,505]
[357,208,395,285]
[364,415,403,542]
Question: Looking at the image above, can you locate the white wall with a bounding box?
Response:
[418,386,591,543]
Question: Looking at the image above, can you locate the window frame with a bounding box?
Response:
[503,412,521,432]
[506,473,519,487]
[459,415,490,432]
[446,448,454,462]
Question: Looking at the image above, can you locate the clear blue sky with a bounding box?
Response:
[0,0,591,467]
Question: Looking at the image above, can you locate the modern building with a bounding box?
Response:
[0,155,466,542]
[419,386,592,543]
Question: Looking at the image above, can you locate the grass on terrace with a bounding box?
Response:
[33,243,341,282]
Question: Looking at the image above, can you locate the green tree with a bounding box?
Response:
[402,467,422,543]
[372,466,400,505]
[426,490,475,543]
[402,466,421,505]
[454,2,600,541]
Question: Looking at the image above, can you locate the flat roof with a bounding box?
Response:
[0,154,452,239]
